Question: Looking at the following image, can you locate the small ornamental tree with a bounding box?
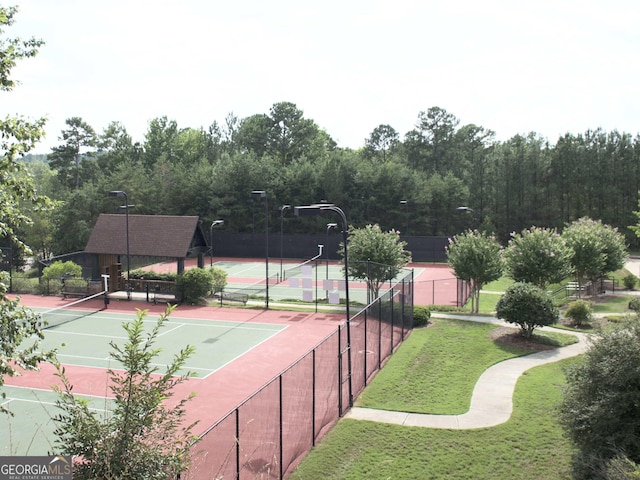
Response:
[559,322,640,479]
[446,230,503,313]
[341,224,411,299]
[563,217,627,295]
[495,282,559,338]
[504,226,573,289]
[53,305,198,479]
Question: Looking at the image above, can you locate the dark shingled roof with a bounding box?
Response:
[85,214,202,258]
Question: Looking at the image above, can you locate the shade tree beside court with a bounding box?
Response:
[445,230,504,314]
[503,226,573,290]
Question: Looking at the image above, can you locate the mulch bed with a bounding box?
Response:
[488,326,557,352]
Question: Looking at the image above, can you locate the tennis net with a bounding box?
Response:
[41,291,107,330]
[282,252,324,282]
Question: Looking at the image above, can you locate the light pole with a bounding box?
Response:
[252,190,269,309]
[456,206,478,230]
[209,220,224,268]
[279,205,291,281]
[325,223,338,283]
[108,190,131,300]
[295,203,352,408]
[400,200,408,235]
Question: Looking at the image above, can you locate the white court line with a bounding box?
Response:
[165,320,284,332]
[157,323,185,337]
[199,325,288,380]
[228,263,264,277]
[57,354,111,361]
[45,330,127,340]
[4,385,108,398]
[7,397,109,413]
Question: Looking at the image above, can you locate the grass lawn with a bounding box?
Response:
[355,319,564,414]
[289,319,580,480]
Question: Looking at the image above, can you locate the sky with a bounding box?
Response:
[4,0,640,153]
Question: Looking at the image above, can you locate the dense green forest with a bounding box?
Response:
[17,102,640,259]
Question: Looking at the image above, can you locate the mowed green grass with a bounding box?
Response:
[355,319,531,414]
[289,319,580,480]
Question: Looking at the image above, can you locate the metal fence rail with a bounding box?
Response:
[182,271,414,480]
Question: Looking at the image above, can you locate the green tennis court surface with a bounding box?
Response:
[213,259,422,305]
[2,308,287,456]
[36,309,286,377]
[1,386,113,456]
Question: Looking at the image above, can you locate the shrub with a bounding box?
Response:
[629,298,640,312]
[560,323,640,478]
[208,266,228,294]
[624,274,638,290]
[565,299,594,327]
[129,270,177,282]
[413,305,431,327]
[176,268,214,304]
[42,260,82,280]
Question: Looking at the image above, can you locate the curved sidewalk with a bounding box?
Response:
[345,314,590,429]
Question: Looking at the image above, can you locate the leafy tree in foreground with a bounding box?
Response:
[342,224,411,300]
[495,282,559,338]
[559,321,640,479]
[504,226,573,289]
[0,273,54,414]
[446,230,503,313]
[1,5,49,250]
[53,305,198,479]
[0,5,53,414]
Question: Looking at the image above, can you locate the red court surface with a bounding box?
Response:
[7,295,343,436]
[145,257,458,307]
[7,262,457,438]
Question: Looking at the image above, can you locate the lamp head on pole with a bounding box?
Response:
[108,190,126,198]
[211,220,224,228]
[294,203,336,216]
[251,190,266,198]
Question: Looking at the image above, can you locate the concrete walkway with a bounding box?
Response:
[345,313,590,429]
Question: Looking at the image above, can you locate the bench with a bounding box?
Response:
[153,290,183,305]
[62,286,88,299]
[214,291,249,305]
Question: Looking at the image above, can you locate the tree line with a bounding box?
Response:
[17,104,640,260]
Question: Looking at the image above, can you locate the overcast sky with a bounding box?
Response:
[4,0,639,153]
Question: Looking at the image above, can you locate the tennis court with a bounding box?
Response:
[2,294,342,456]
[149,257,428,305]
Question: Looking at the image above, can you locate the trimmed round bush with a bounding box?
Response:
[413,305,431,327]
[176,268,214,304]
[564,299,593,327]
[629,297,640,312]
[624,273,638,290]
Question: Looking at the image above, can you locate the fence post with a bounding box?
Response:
[235,409,240,480]
[312,348,316,446]
[279,375,283,480]
[338,325,343,416]
[363,307,368,386]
